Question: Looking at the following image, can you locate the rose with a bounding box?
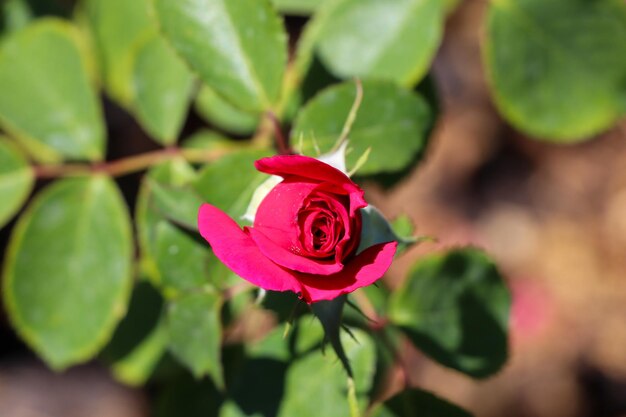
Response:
[197,154,397,303]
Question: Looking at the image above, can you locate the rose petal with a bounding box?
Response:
[254,180,318,241]
[248,227,343,275]
[255,155,367,209]
[297,241,398,303]
[198,204,301,293]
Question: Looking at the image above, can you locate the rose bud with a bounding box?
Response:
[198,154,397,303]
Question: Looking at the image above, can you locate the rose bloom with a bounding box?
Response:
[198,155,397,303]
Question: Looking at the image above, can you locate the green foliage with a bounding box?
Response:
[484,0,626,142]
[0,19,104,162]
[0,0,564,414]
[103,281,166,386]
[271,0,327,16]
[85,0,193,144]
[136,159,209,292]
[153,0,288,113]
[359,206,418,255]
[131,35,194,144]
[389,248,511,378]
[166,290,224,386]
[84,0,155,106]
[293,80,431,175]
[310,0,444,86]
[195,85,260,136]
[224,318,376,417]
[2,176,133,369]
[370,388,473,417]
[1,0,70,36]
[278,323,376,417]
[1,0,33,35]
[0,138,33,228]
[193,150,270,222]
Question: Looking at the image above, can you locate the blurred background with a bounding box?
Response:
[1,0,626,416]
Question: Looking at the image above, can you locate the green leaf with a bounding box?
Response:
[136,158,212,294]
[148,176,205,230]
[224,318,375,417]
[102,281,163,362]
[370,388,473,417]
[279,323,376,417]
[2,176,133,369]
[103,281,167,386]
[484,0,626,142]
[85,0,194,143]
[293,80,431,175]
[1,0,70,37]
[155,373,223,417]
[112,322,168,386]
[311,0,444,86]
[193,149,270,222]
[0,19,105,162]
[388,248,511,378]
[1,0,33,35]
[167,290,224,387]
[271,0,327,16]
[311,296,353,376]
[155,221,211,295]
[0,138,33,229]
[444,0,461,14]
[195,85,260,135]
[358,205,418,255]
[153,0,288,113]
[182,130,243,152]
[131,34,194,144]
[136,162,189,280]
[84,0,155,106]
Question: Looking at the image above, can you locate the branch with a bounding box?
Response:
[34,146,244,179]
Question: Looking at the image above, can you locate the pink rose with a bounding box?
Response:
[197,155,397,303]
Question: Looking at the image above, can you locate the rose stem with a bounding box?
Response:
[267,111,293,155]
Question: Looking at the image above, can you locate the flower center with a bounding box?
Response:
[296,191,349,259]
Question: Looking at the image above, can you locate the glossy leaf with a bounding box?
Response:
[311,0,444,86]
[358,205,418,255]
[136,159,211,294]
[0,19,105,162]
[136,160,195,279]
[484,0,626,141]
[155,221,211,295]
[148,175,205,230]
[2,176,133,369]
[195,85,260,135]
[111,322,168,386]
[103,281,166,386]
[293,80,431,175]
[182,130,243,152]
[225,318,375,417]
[193,150,270,222]
[271,0,327,16]
[279,322,376,416]
[389,248,511,378]
[0,138,33,229]
[84,0,155,105]
[154,0,288,113]
[1,0,33,35]
[131,34,194,144]
[370,388,473,417]
[167,290,224,386]
[1,0,70,36]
